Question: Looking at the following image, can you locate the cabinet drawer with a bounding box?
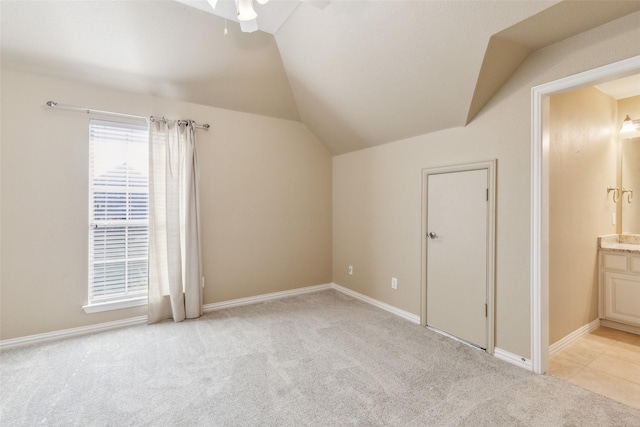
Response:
[632,257,640,274]
[604,254,628,272]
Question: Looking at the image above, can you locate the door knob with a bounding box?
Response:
[428,232,438,239]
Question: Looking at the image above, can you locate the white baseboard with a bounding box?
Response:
[549,318,601,357]
[1,282,423,350]
[0,315,147,351]
[202,283,333,312]
[494,347,532,371]
[1,285,334,351]
[331,283,421,324]
[204,282,422,326]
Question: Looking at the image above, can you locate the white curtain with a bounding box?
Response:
[148,119,202,324]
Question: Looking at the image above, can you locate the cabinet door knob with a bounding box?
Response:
[428,232,438,239]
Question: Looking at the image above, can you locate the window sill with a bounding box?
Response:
[83,297,147,314]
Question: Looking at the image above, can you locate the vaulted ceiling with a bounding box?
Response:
[2,1,640,154]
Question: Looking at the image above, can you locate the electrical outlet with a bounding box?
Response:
[391,277,398,289]
[348,265,353,275]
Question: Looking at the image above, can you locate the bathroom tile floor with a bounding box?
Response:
[548,326,640,409]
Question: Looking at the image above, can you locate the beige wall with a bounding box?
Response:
[548,87,617,345]
[333,11,640,359]
[618,95,640,234]
[0,70,332,340]
[2,12,640,360]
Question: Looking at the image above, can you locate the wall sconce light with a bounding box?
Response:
[620,115,639,134]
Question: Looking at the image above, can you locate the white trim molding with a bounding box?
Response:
[331,283,532,370]
[531,54,640,374]
[332,283,421,324]
[549,318,600,357]
[2,285,334,350]
[1,283,417,350]
[494,347,532,371]
[83,296,148,313]
[204,282,423,325]
[0,315,147,350]
[203,283,332,312]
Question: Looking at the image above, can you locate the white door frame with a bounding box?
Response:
[421,160,496,355]
[530,55,640,374]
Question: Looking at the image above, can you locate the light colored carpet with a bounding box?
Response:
[1,290,639,426]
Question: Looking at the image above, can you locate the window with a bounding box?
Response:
[85,120,149,313]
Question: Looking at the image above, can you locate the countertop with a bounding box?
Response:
[598,234,640,254]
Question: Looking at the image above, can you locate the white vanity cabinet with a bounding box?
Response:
[599,250,640,328]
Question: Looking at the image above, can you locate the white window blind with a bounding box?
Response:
[88,120,149,306]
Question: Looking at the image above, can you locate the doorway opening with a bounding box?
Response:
[531,55,640,375]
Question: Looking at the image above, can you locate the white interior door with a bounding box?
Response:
[426,169,488,349]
